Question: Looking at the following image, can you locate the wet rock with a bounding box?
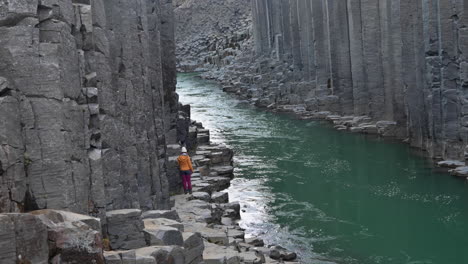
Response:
[438,160,465,169]
[376,121,398,137]
[282,251,297,261]
[246,238,265,247]
[211,192,229,203]
[269,249,281,260]
[450,166,468,178]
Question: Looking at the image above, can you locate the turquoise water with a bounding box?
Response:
[177,73,468,264]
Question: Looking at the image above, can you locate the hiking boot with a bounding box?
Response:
[189,189,192,194]
[184,190,188,195]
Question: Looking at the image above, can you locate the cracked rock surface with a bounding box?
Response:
[0,0,179,218]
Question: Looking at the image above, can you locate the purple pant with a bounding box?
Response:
[180,170,192,191]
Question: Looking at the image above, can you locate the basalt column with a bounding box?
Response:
[250,0,468,160]
[0,0,176,217]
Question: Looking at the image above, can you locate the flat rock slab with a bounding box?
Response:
[32,209,101,232]
[450,166,468,177]
[203,243,241,264]
[211,166,234,176]
[199,227,229,246]
[438,160,465,169]
[141,210,181,221]
[144,218,184,232]
[134,246,185,264]
[191,192,211,202]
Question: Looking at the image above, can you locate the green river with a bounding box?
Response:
[177,73,468,264]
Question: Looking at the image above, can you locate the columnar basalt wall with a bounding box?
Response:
[174,0,252,72]
[250,0,468,161]
[0,0,178,218]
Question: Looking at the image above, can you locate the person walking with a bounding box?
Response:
[177,147,194,194]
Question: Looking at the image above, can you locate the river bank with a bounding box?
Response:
[197,68,468,180]
[177,73,468,264]
[0,117,300,264]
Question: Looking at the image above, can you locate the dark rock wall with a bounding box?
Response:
[174,0,252,72]
[0,0,178,218]
[251,0,468,160]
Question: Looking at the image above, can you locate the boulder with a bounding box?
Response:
[183,232,205,264]
[211,166,234,178]
[106,209,146,250]
[33,210,104,264]
[246,237,264,247]
[211,192,229,203]
[450,166,468,178]
[437,160,465,169]
[143,225,184,246]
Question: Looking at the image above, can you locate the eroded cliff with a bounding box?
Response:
[0,0,179,218]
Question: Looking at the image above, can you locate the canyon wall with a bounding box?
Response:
[247,0,468,161]
[174,0,252,71]
[0,0,179,219]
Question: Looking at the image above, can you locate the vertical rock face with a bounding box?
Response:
[174,0,252,72]
[249,0,468,161]
[0,0,178,218]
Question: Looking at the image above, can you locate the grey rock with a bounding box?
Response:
[246,237,265,247]
[141,210,181,221]
[438,160,465,169]
[211,192,229,203]
[183,232,204,264]
[143,225,184,247]
[0,214,49,264]
[450,166,468,178]
[106,209,146,250]
[144,218,184,232]
[191,192,211,202]
[0,0,179,219]
[104,252,123,264]
[134,246,185,264]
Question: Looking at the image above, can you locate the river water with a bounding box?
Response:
[177,73,468,264]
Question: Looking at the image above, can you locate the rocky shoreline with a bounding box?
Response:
[194,69,468,181]
[0,120,300,264]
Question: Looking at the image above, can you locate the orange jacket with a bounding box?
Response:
[177,154,194,172]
